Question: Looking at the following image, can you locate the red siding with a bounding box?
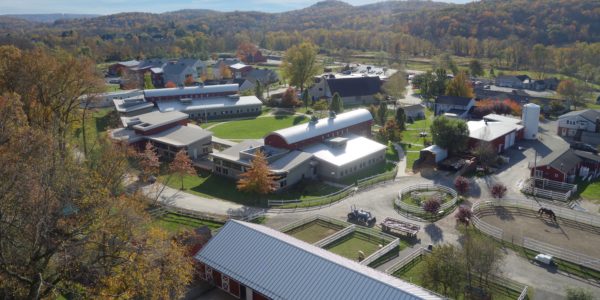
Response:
[253,291,269,300]
[530,166,566,182]
[229,280,241,298]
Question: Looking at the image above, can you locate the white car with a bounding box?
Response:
[534,254,555,266]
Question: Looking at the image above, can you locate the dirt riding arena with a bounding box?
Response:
[478,206,600,258]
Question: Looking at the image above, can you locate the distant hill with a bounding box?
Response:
[3,13,99,23]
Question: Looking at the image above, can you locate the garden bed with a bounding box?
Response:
[284,219,347,244]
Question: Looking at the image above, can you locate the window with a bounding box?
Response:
[223,169,229,175]
[280,180,287,188]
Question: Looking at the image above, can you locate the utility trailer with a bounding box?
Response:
[380,217,420,238]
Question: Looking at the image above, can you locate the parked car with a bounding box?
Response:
[570,142,598,154]
[533,254,555,267]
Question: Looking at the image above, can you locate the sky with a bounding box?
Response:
[0,0,473,15]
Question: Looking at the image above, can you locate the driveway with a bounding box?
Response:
[398,84,423,106]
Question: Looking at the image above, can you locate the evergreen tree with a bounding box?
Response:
[395,107,406,130]
[254,80,263,100]
[301,89,310,109]
[329,92,344,113]
[377,104,387,126]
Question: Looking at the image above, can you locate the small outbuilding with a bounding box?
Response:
[419,145,448,165]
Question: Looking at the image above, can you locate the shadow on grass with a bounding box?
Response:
[293,115,307,124]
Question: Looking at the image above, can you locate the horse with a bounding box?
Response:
[538,207,557,222]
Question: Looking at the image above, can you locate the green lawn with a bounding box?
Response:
[286,220,345,244]
[73,107,118,152]
[208,115,308,139]
[579,180,600,203]
[324,232,384,261]
[154,213,224,233]
[104,84,121,92]
[385,142,399,162]
[394,257,524,300]
[161,172,341,207]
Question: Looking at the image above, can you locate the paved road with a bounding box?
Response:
[398,84,423,106]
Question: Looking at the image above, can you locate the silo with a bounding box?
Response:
[522,103,540,140]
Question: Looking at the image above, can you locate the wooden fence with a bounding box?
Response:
[385,247,426,275]
[523,237,600,272]
[521,178,577,202]
[314,225,356,248]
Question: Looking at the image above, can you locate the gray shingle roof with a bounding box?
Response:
[559,109,600,122]
[535,148,581,173]
[435,95,473,106]
[195,220,442,300]
[326,76,382,97]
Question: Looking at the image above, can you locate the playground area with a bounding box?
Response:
[324,231,385,261]
[284,219,346,244]
[479,208,600,258]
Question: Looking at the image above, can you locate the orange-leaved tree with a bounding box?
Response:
[165,81,177,88]
[169,149,196,190]
[237,150,277,195]
[138,142,160,182]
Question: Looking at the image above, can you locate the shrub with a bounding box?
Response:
[454,176,469,195]
[491,183,507,199]
[423,197,441,215]
[456,205,472,225]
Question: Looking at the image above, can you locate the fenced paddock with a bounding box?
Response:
[472,199,600,273]
[386,247,529,300]
[521,177,577,202]
[321,225,399,262]
[394,184,459,221]
[280,216,349,244]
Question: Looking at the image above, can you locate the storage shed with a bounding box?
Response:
[419,145,448,165]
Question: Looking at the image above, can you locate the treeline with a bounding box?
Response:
[0,0,599,81]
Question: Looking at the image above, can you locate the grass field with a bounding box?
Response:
[394,257,524,300]
[73,107,117,152]
[401,108,433,170]
[578,180,600,203]
[208,115,308,139]
[161,172,341,206]
[154,213,224,233]
[324,231,384,260]
[286,220,345,244]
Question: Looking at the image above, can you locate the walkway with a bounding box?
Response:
[393,142,407,177]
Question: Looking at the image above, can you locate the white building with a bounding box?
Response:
[557,109,600,138]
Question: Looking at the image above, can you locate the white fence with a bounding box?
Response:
[278,215,319,232]
[360,238,400,266]
[395,184,459,216]
[472,199,600,273]
[521,178,577,202]
[314,225,356,248]
[524,237,600,272]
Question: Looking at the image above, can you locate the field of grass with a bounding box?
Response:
[154,213,224,233]
[578,180,600,203]
[161,172,341,207]
[401,108,433,170]
[73,107,118,152]
[286,220,345,244]
[394,257,524,300]
[208,115,308,139]
[324,231,383,261]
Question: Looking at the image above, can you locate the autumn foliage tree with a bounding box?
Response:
[165,81,177,88]
[281,87,301,107]
[423,196,442,216]
[454,176,469,195]
[169,149,196,190]
[445,71,474,98]
[473,99,521,117]
[281,41,320,92]
[0,91,193,299]
[237,150,277,195]
[456,205,473,226]
[491,183,508,199]
[236,42,259,63]
[138,142,160,182]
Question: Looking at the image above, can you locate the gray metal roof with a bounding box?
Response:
[147,125,211,147]
[268,109,373,145]
[558,109,600,122]
[535,147,581,172]
[195,220,442,300]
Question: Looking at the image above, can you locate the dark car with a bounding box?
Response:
[570,142,598,154]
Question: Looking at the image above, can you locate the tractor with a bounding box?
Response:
[347,205,376,227]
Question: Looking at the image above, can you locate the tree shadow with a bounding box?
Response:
[424,223,444,243]
[293,115,307,124]
[494,206,515,221]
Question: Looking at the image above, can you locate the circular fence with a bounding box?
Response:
[394,184,458,220]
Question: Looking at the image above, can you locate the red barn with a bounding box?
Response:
[194,220,442,300]
[264,109,373,150]
[530,148,600,183]
[467,116,524,153]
